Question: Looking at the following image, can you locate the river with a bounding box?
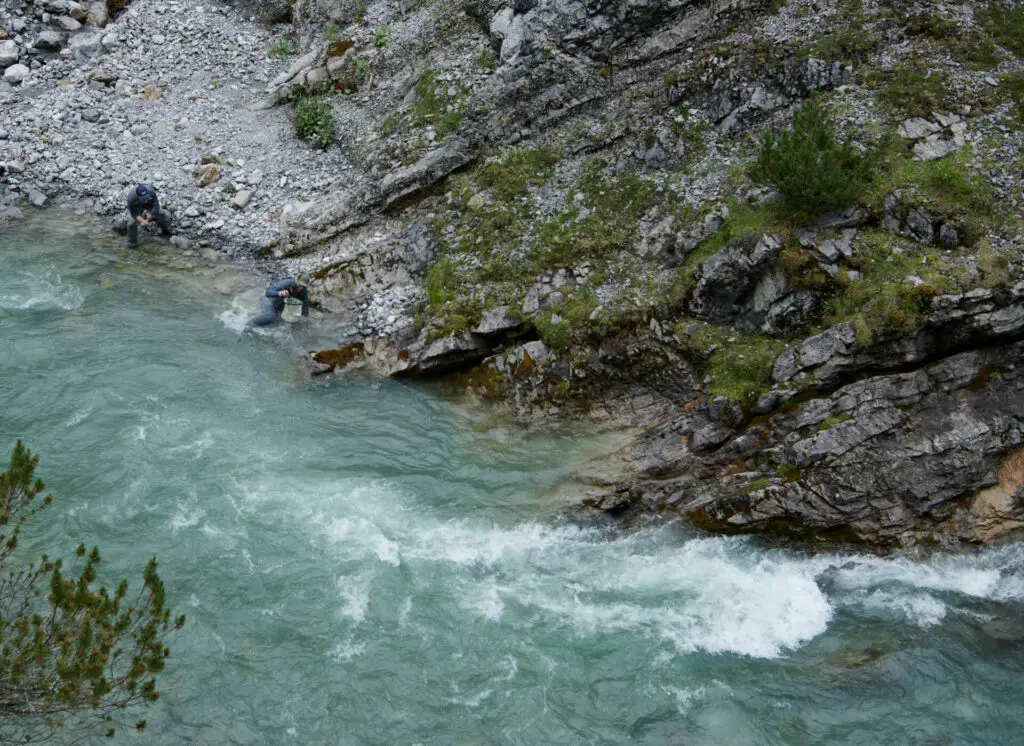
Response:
[2,215,1023,745]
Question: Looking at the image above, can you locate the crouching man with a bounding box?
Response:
[127,184,173,247]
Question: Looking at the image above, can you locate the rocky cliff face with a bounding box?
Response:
[4,0,1023,549]
[282,0,1024,549]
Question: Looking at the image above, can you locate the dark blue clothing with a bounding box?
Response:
[245,279,309,329]
[126,185,172,247]
[248,296,282,328]
[265,278,310,317]
[127,185,164,218]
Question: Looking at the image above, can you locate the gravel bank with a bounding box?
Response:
[0,0,354,257]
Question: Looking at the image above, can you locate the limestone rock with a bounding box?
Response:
[897,117,940,140]
[0,40,19,68]
[196,164,221,187]
[691,234,780,325]
[231,190,252,209]
[3,63,29,84]
[86,1,109,26]
[471,306,522,337]
[34,30,64,50]
[69,32,104,59]
[55,15,82,32]
[913,136,956,161]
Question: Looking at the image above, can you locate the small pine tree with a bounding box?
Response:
[0,442,184,743]
[751,95,871,215]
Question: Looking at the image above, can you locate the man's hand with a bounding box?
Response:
[136,213,152,225]
[280,289,290,297]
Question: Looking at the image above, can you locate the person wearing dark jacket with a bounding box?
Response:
[245,274,310,330]
[127,184,172,247]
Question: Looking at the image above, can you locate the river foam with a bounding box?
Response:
[278,475,1024,660]
[0,267,83,311]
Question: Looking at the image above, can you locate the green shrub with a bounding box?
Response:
[324,20,342,45]
[951,35,1003,68]
[750,95,872,215]
[294,96,335,149]
[375,25,392,48]
[425,257,459,307]
[268,34,297,59]
[875,64,950,118]
[475,47,496,70]
[977,2,1024,57]
[922,155,993,213]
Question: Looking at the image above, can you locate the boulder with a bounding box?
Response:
[195,164,221,187]
[691,234,781,325]
[231,190,252,209]
[34,30,64,50]
[471,306,523,337]
[69,32,104,59]
[897,117,940,140]
[67,1,89,21]
[55,15,82,32]
[86,1,109,26]
[0,40,19,68]
[3,63,29,84]
[913,136,956,161]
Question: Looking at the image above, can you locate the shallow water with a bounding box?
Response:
[2,216,1024,745]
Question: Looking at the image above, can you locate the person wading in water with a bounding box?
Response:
[244,274,310,330]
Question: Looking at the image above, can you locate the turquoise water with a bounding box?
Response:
[2,215,1024,745]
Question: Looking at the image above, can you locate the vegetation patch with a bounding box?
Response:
[743,477,775,494]
[978,238,1011,287]
[868,62,952,118]
[670,110,711,164]
[412,68,466,138]
[533,288,601,352]
[425,153,669,350]
[475,146,562,202]
[267,34,297,59]
[976,1,1024,57]
[813,413,853,433]
[801,0,880,63]
[674,323,788,408]
[529,160,659,269]
[1000,71,1024,129]
[822,230,969,344]
[294,96,335,149]
[865,146,996,230]
[750,95,873,216]
[324,20,342,46]
[475,47,496,70]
